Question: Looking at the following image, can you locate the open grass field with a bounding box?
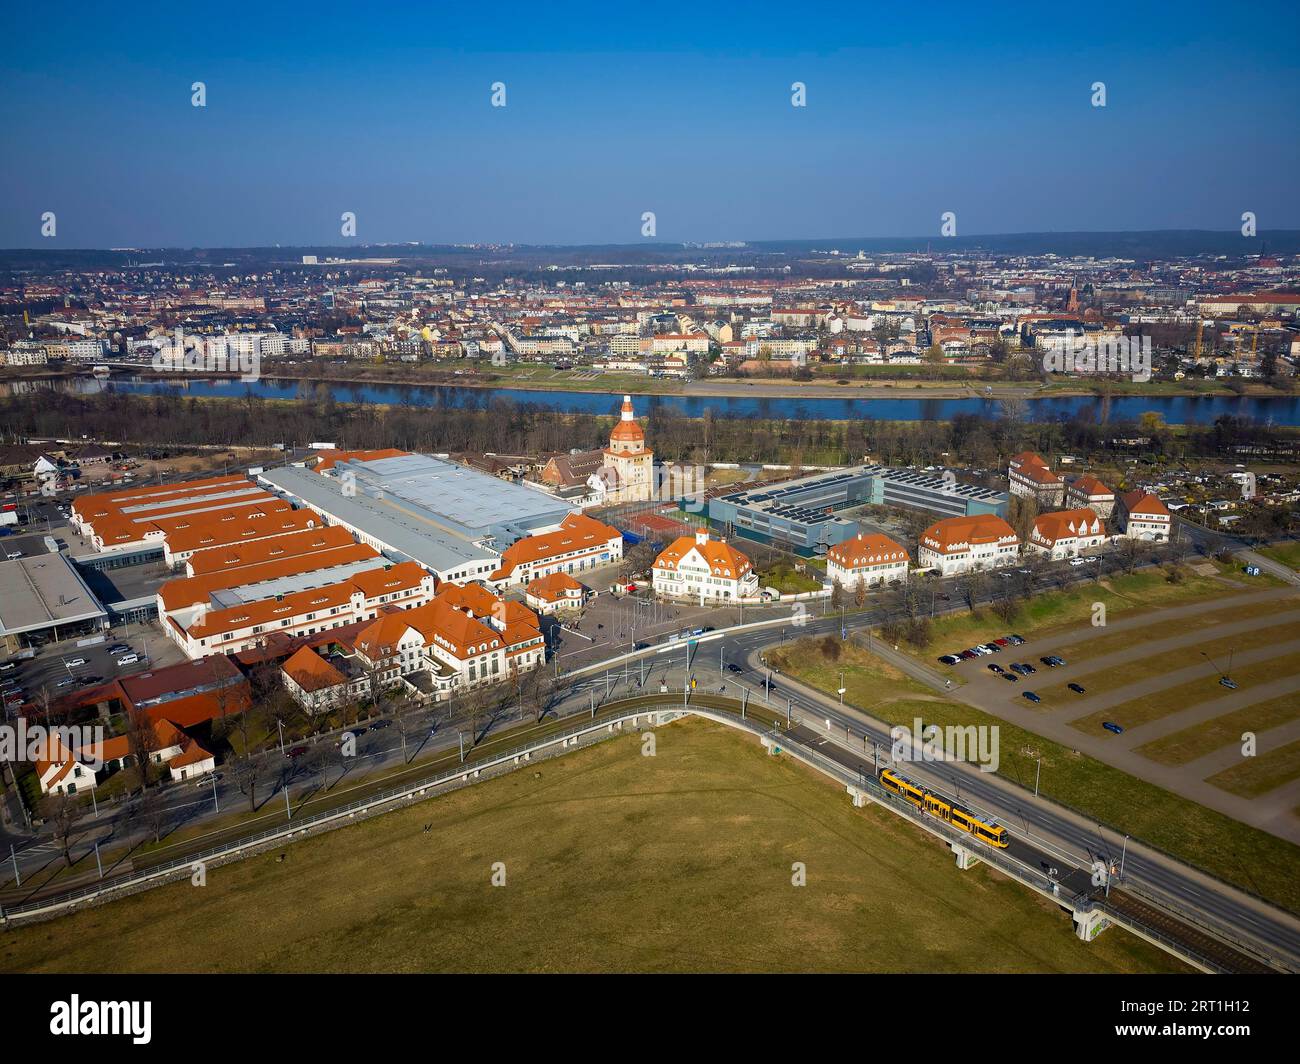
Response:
[1045,596,1300,669]
[1258,542,1300,572]
[1068,650,1300,736]
[1136,694,1300,766]
[1207,740,1300,800]
[771,640,1300,915]
[0,720,1188,974]
[908,567,1242,669]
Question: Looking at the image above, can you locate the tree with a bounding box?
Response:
[853,577,867,608]
[125,708,160,793]
[139,787,168,844]
[830,580,843,609]
[230,754,268,812]
[41,793,81,868]
[957,570,989,613]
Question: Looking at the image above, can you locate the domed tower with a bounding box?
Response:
[603,395,653,502]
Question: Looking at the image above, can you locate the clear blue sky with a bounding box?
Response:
[2,0,1297,248]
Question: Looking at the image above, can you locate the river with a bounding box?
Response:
[7,375,1300,426]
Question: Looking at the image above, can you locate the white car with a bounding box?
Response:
[116,653,139,666]
[1069,558,1086,567]
[66,657,87,667]
[5,551,21,560]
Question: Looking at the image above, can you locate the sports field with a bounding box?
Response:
[0,720,1186,974]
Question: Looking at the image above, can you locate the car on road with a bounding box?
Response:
[987,663,1003,674]
[1219,677,1239,690]
[66,657,87,667]
[726,662,742,673]
[286,745,309,759]
[1102,721,1124,734]
[1001,671,1018,682]
[1022,691,1042,704]
[370,719,392,730]
[1068,683,1086,694]
[937,654,961,666]
[634,642,650,650]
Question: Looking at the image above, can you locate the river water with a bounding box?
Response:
[9,375,1300,426]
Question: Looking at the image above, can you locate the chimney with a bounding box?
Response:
[695,529,709,546]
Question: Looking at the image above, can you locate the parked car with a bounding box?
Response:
[987,663,1003,674]
[1219,677,1239,690]
[959,650,978,660]
[1068,683,1086,694]
[1022,691,1042,704]
[66,657,87,667]
[370,719,392,730]
[0,662,16,672]
[107,644,130,655]
[1103,721,1124,734]
[1008,634,1026,644]
[1040,656,1064,667]
[116,653,139,666]
[1001,671,1018,682]
[56,678,74,688]
[938,654,961,666]
[286,745,309,759]
[5,551,22,560]
[1069,558,1086,567]
[992,638,1011,647]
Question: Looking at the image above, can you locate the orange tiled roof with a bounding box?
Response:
[654,533,752,579]
[827,532,908,569]
[920,514,1019,554]
[490,513,621,579]
[1031,508,1103,544]
[283,646,348,692]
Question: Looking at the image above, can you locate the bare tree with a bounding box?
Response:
[41,793,81,868]
[124,708,160,794]
[139,787,168,844]
[230,754,268,812]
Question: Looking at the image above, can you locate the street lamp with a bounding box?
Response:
[838,671,845,709]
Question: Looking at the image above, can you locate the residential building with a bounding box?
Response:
[917,514,1021,576]
[1025,508,1108,560]
[1116,490,1172,541]
[826,532,910,589]
[652,529,758,602]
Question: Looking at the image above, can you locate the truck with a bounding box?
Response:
[0,510,17,528]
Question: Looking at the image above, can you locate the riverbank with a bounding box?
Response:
[2,362,1291,402]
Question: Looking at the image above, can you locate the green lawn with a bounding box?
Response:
[1067,651,1300,736]
[907,567,1239,664]
[762,564,824,594]
[1208,740,1300,799]
[1136,694,1300,766]
[772,639,1300,916]
[0,720,1186,974]
[1258,542,1300,573]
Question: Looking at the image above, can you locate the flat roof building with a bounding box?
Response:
[259,455,576,583]
[0,553,108,649]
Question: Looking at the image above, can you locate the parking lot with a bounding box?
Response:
[2,619,187,715]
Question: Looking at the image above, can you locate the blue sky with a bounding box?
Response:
[2,0,1297,247]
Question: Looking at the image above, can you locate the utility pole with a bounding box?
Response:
[210,774,220,813]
